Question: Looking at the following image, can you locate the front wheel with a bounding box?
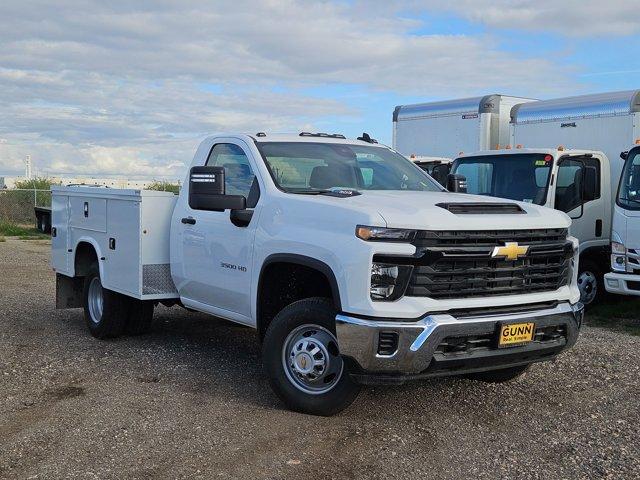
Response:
[577,260,603,306]
[262,298,360,416]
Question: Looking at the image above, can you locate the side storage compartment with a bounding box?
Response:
[101,198,142,297]
[51,192,70,274]
[140,193,179,299]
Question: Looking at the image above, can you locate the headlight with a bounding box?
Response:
[611,241,627,272]
[370,262,413,301]
[356,225,416,242]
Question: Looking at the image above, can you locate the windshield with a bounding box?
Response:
[618,150,640,210]
[257,142,442,193]
[452,154,553,205]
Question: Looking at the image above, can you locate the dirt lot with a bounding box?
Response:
[1,238,639,480]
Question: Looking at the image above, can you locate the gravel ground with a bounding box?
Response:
[1,238,639,480]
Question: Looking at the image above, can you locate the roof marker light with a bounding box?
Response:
[558,145,565,151]
[516,144,523,149]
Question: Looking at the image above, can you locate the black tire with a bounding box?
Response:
[82,266,129,339]
[125,300,154,335]
[262,297,361,416]
[467,364,530,383]
[577,259,604,306]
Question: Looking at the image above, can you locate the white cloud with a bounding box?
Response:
[409,0,640,37]
[0,0,584,177]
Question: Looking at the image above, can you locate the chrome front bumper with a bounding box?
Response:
[335,302,584,376]
[604,272,640,297]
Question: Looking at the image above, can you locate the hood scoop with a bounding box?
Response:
[436,202,526,215]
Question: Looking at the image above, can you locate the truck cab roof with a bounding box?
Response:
[205,132,388,148]
[456,147,607,159]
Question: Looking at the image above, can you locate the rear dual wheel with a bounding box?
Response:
[83,266,154,339]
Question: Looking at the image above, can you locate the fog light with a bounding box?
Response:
[370,263,413,301]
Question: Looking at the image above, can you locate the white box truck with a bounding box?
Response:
[605,146,640,296]
[450,148,610,306]
[510,90,640,199]
[51,132,583,416]
[393,95,535,159]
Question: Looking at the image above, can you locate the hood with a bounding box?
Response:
[345,191,571,231]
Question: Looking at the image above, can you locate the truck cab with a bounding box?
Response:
[605,146,640,296]
[52,133,584,416]
[450,148,611,304]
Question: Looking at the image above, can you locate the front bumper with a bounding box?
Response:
[604,272,640,297]
[336,302,584,384]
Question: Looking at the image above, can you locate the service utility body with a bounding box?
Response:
[51,132,584,415]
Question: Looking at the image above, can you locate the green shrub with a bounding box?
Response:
[146,181,181,194]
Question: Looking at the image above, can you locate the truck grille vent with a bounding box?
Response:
[405,229,572,299]
[377,331,399,356]
[413,228,568,248]
[435,325,566,356]
[436,202,525,215]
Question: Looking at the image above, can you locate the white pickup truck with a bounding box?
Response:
[51,132,584,415]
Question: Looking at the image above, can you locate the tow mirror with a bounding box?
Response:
[189,166,246,211]
[446,173,467,193]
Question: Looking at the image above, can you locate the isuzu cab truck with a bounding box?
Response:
[450,148,610,306]
[51,132,583,415]
[605,145,640,296]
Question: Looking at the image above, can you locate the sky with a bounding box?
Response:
[1,0,640,180]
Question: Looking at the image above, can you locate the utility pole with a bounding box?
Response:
[25,155,32,179]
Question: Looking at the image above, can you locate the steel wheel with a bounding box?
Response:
[577,270,598,305]
[282,324,343,395]
[87,276,104,324]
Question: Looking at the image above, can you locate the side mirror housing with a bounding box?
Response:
[446,173,467,193]
[620,151,629,160]
[189,166,246,211]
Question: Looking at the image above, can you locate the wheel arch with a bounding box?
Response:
[256,254,342,339]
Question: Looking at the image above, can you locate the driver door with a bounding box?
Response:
[179,140,261,323]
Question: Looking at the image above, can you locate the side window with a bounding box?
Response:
[206,143,259,205]
[554,159,584,213]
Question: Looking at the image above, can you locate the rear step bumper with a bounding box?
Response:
[335,302,583,382]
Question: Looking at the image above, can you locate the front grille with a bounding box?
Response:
[403,229,572,299]
[435,325,567,356]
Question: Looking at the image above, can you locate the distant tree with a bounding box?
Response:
[146,180,181,194]
[13,177,59,190]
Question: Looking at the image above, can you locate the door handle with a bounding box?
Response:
[181,217,196,225]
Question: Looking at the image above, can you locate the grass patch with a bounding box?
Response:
[0,221,47,238]
[587,297,640,336]
[18,235,49,241]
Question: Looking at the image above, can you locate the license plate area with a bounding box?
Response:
[498,322,535,348]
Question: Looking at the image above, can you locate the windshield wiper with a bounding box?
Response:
[286,188,332,195]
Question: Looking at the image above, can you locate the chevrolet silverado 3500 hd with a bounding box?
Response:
[51,132,584,415]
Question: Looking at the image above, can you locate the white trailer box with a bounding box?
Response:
[510,89,640,195]
[393,95,535,158]
[51,186,179,301]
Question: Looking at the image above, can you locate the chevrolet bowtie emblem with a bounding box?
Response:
[491,242,529,261]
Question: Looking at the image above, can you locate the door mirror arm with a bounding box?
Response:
[230,208,253,227]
